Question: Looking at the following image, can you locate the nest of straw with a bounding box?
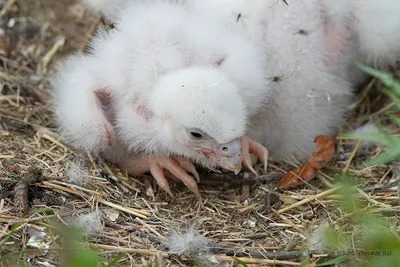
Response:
[0,1,399,266]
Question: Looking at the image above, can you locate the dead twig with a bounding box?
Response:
[39,37,65,74]
[362,178,400,193]
[0,0,17,18]
[277,186,341,214]
[215,255,300,265]
[198,173,282,187]
[104,222,329,261]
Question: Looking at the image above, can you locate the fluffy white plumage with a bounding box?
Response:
[51,0,269,197]
[322,0,400,66]
[188,0,400,159]
[52,0,400,196]
[80,0,128,21]
[164,227,209,256]
[163,227,218,266]
[187,0,352,159]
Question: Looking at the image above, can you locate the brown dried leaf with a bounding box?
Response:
[277,135,335,189]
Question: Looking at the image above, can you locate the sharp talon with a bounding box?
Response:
[242,155,256,176]
[177,158,200,183]
[165,187,174,198]
[194,190,202,200]
[159,157,201,198]
[192,169,200,183]
[248,163,258,176]
[149,161,173,197]
[263,153,268,173]
[179,177,200,198]
[259,147,268,173]
[239,136,270,175]
[256,146,269,173]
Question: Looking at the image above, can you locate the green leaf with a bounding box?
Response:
[232,257,249,267]
[340,128,400,166]
[368,146,400,165]
[65,246,100,267]
[106,254,125,267]
[383,88,400,110]
[0,223,22,250]
[285,237,302,251]
[340,132,394,147]
[357,63,400,93]
[386,112,400,126]
[315,255,351,266]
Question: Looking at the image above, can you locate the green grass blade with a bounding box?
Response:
[340,132,395,147]
[357,63,400,93]
[368,146,400,165]
[386,112,400,126]
[315,255,351,266]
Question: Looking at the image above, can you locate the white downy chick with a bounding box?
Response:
[248,0,355,161]
[188,0,353,161]
[80,0,128,21]
[51,0,269,197]
[322,0,400,67]
[189,0,400,161]
[320,0,400,86]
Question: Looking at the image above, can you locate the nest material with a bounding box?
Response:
[0,0,399,266]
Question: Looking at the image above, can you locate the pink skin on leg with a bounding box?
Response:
[119,155,200,198]
[322,14,353,67]
[240,135,269,175]
[118,136,268,198]
[95,89,202,198]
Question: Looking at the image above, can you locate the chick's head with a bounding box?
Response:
[150,66,247,173]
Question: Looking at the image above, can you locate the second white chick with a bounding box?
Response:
[80,0,129,21]
[320,0,400,85]
[188,0,353,160]
[189,0,400,160]
[52,0,269,198]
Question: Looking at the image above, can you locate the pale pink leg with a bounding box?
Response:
[157,158,199,183]
[323,16,353,67]
[119,155,200,198]
[241,136,269,175]
[175,157,200,183]
[151,156,200,198]
[149,161,174,197]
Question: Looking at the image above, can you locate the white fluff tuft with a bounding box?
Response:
[163,227,219,266]
[72,211,102,234]
[308,221,330,253]
[350,122,385,152]
[65,160,88,186]
[353,0,400,66]
[165,227,209,256]
[322,0,400,67]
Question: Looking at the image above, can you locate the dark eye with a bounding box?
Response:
[190,131,203,139]
[188,128,207,140]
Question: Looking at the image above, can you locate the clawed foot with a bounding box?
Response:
[240,136,269,176]
[119,136,268,198]
[149,156,200,198]
[120,155,200,198]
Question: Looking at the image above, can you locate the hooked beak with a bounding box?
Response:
[195,138,242,174]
